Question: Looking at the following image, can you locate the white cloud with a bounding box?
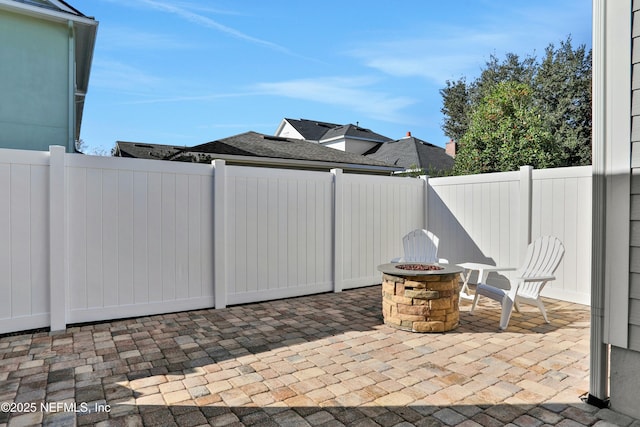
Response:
[90,59,164,92]
[103,0,293,55]
[349,30,525,84]
[347,2,591,85]
[253,77,418,123]
[120,92,256,105]
[97,27,194,51]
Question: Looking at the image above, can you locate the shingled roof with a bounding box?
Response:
[365,136,454,174]
[184,132,400,172]
[115,132,403,175]
[282,118,392,144]
[114,141,185,159]
[281,118,341,141]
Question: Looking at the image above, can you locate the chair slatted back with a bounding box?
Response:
[517,236,565,298]
[402,229,440,263]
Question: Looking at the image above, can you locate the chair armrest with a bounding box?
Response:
[438,258,449,264]
[516,275,555,282]
[391,257,404,263]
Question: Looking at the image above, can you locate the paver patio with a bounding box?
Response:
[0,285,638,426]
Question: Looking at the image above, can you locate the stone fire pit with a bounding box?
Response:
[377,262,463,333]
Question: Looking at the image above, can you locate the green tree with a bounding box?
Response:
[534,37,592,166]
[472,52,537,101]
[440,78,471,143]
[440,52,537,145]
[441,36,592,173]
[453,82,560,175]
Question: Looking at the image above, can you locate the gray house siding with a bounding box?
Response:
[608,1,640,419]
[631,0,640,351]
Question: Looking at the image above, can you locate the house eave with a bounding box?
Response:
[203,153,404,175]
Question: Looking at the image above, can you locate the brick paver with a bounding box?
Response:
[0,285,638,426]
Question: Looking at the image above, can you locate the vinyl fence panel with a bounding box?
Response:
[531,166,592,304]
[341,174,425,289]
[66,154,215,323]
[428,166,592,304]
[224,166,333,304]
[428,171,521,289]
[0,149,50,333]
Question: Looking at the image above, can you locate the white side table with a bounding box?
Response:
[457,262,516,302]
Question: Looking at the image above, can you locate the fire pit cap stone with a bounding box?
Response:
[377,262,463,276]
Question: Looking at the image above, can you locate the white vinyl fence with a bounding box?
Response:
[65,153,216,324]
[0,146,592,334]
[0,147,423,333]
[0,149,50,333]
[428,165,592,305]
[217,165,425,305]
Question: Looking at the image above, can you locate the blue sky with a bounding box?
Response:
[76,0,592,155]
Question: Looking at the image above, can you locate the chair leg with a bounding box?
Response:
[499,296,515,330]
[470,292,480,313]
[514,300,522,313]
[533,298,550,323]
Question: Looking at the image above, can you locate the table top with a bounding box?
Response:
[377,263,463,276]
[457,262,516,272]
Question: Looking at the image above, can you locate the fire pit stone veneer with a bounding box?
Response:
[377,263,463,333]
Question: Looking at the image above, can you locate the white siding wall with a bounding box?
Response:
[66,154,215,323]
[324,141,346,151]
[0,149,51,333]
[275,122,304,140]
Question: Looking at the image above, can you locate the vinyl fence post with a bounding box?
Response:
[213,159,227,309]
[420,175,429,230]
[49,146,67,331]
[519,165,533,265]
[331,169,343,293]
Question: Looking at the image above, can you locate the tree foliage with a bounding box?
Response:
[453,82,559,175]
[534,38,592,166]
[441,36,591,174]
[440,78,470,143]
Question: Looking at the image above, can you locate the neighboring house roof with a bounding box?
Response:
[114,141,186,160]
[277,118,342,141]
[115,132,404,175]
[278,118,392,144]
[0,0,98,143]
[365,136,455,173]
[321,123,392,144]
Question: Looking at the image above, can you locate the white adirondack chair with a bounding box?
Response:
[392,229,448,263]
[470,236,565,330]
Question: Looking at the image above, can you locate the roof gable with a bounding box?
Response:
[281,118,393,147]
[321,124,392,143]
[283,118,341,141]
